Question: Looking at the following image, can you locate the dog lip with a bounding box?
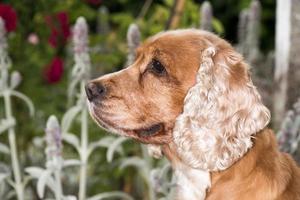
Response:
[135,123,163,137]
[90,108,165,139]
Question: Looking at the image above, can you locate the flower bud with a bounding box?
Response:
[10,71,22,89]
[45,115,62,162]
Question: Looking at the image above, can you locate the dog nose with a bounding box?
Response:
[85,82,106,101]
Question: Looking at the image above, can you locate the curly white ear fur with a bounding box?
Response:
[173,46,270,171]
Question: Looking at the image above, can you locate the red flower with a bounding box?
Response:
[0,4,17,32]
[45,12,71,48]
[44,57,64,84]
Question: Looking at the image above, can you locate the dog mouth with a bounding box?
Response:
[88,103,171,144]
[121,122,169,144]
[97,116,164,138]
[133,123,164,137]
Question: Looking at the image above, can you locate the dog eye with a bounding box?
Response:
[149,59,166,75]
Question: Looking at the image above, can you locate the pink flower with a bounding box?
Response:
[27,33,39,45]
[44,57,64,84]
[0,4,17,32]
[45,12,71,48]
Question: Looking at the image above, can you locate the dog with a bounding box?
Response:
[85,29,300,200]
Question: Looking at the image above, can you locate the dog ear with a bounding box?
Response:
[173,46,270,171]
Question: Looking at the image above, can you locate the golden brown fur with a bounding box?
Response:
[87,29,300,199]
[208,129,300,200]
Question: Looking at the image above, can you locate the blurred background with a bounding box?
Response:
[0,0,299,200]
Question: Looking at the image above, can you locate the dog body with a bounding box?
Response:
[86,29,300,199]
[207,129,300,200]
[164,129,300,200]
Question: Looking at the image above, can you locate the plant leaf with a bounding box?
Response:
[62,133,80,150]
[10,91,34,116]
[5,190,16,200]
[87,136,123,158]
[37,170,52,198]
[119,156,147,170]
[0,117,15,135]
[26,167,57,197]
[22,175,33,188]
[6,178,16,188]
[106,137,128,162]
[63,159,81,167]
[0,173,9,182]
[63,195,77,200]
[0,143,10,154]
[61,106,81,133]
[87,191,134,200]
[25,167,45,178]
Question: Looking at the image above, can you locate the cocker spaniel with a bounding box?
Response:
[86,29,300,200]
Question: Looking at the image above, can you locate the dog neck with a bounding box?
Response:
[163,143,211,200]
[173,165,210,200]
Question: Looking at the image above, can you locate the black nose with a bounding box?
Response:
[85,82,106,101]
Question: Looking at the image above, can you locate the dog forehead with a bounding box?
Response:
[149,29,203,41]
[138,29,206,55]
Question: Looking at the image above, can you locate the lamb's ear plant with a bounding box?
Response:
[61,17,133,200]
[104,136,175,200]
[200,1,213,31]
[236,0,262,64]
[149,163,176,200]
[0,17,34,200]
[97,6,110,35]
[0,162,13,200]
[25,116,78,200]
[237,8,249,55]
[236,0,273,112]
[126,23,140,67]
[117,148,176,200]
[277,98,300,159]
[199,1,224,34]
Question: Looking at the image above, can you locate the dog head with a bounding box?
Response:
[86,29,270,170]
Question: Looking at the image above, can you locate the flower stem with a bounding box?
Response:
[79,82,88,200]
[4,90,24,200]
[54,169,63,200]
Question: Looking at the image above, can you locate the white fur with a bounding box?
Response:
[174,166,210,200]
[173,46,270,171]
